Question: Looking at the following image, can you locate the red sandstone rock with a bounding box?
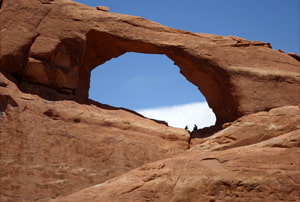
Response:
[0,0,300,201]
[0,72,189,201]
[1,69,299,201]
[96,6,110,12]
[191,105,300,149]
[288,52,300,61]
[53,130,300,202]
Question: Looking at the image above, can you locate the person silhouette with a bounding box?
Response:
[184,125,189,130]
[192,124,198,133]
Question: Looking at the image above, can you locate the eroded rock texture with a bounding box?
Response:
[0,0,300,201]
[54,129,300,202]
[0,72,189,201]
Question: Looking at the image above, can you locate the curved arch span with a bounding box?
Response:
[77,30,238,125]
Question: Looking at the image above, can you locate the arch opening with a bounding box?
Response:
[79,30,239,129]
[89,52,216,129]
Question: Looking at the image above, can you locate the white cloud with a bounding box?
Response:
[137,102,216,129]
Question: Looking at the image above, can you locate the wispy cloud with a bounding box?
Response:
[137,102,216,129]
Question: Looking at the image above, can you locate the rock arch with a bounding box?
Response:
[0,0,299,126]
[79,30,236,125]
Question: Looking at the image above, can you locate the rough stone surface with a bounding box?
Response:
[0,72,189,201]
[0,0,299,124]
[1,70,299,201]
[53,129,300,202]
[96,6,110,12]
[0,0,300,201]
[190,105,300,149]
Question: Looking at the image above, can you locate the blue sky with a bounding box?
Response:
[74,0,299,128]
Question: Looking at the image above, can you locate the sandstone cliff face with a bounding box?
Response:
[54,129,300,202]
[0,0,300,201]
[0,72,189,201]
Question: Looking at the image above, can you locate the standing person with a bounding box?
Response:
[192,124,198,132]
